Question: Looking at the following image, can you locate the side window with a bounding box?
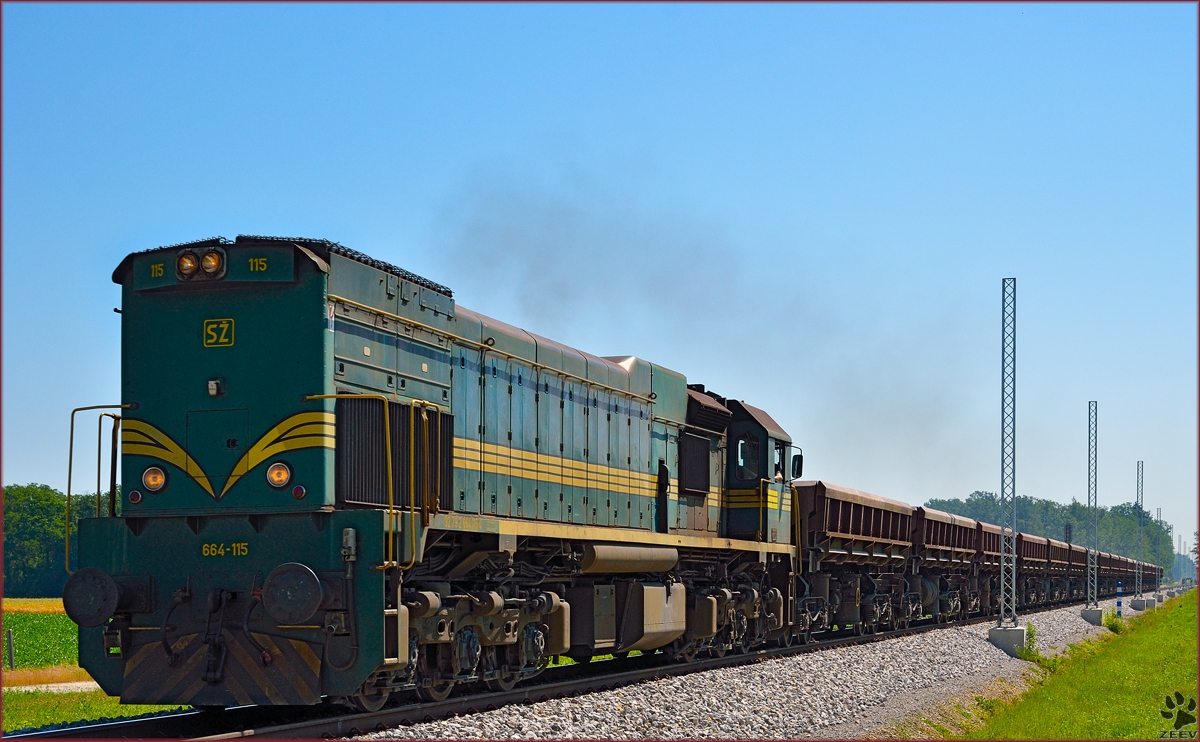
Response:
[773,441,786,480]
[736,435,759,481]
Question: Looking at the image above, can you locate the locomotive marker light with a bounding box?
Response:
[142,466,166,492]
[266,462,292,488]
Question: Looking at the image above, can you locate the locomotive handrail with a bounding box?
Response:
[64,404,132,575]
[406,399,441,572]
[305,394,396,568]
[96,413,121,517]
[328,294,656,406]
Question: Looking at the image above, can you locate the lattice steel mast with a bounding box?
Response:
[1135,461,1143,597]
[1086,401,1098,608]
[998,278,1018,628]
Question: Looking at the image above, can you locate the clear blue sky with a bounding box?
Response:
[4,3,1196,547]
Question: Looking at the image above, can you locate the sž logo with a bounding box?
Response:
[1161,691,1197,738]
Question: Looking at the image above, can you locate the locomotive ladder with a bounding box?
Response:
[63,403,132,574]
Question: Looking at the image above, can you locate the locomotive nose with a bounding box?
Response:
[63,567,121,628]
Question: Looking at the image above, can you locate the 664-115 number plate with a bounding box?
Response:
[201,542,248,557]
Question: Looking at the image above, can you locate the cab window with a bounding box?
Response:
[736,435,759,481]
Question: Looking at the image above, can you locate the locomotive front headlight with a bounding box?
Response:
[142,466,166,492]
[201,250,223,275]
[62,567,121,628]
[266,462,291,488]
[262,563,324,624]
[177,252,198,276]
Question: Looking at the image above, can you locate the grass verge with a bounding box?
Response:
[868,677,1032,740]
[1,613,78,669]
[0,689,182,733]
[968,593,1198,739]
[3,665,93,686]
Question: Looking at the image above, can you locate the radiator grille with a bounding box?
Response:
[678,432,710,497]
[335,397,453,512]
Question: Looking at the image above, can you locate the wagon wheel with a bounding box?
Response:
[415,679,456,703]
[350,689,391,713]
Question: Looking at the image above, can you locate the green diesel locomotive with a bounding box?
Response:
[64,235,799,711]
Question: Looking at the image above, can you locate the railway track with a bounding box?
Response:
[8,600,1089,740]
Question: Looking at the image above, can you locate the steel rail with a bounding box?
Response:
[8,599,1094,740]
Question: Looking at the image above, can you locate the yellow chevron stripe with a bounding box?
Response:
[220,412,335,498]
[121,420,215,498]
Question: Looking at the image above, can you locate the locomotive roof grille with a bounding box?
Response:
[234,235,452,297]
[159,236,234,251]
[114,234,452,297]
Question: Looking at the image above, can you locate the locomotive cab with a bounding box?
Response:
[723,399,792,544]
[110,237,335,514]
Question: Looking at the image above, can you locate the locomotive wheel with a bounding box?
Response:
[484,671,519,692]
[778,630,794,648]
[711,646,727,658]
[482,645,521,692]
[350,689,391,713]
[680,642,697,662]
[668,637,696,663]
[415,680,456,703]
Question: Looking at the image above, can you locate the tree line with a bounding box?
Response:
[3,483,119,598]
[925,490,1179,569]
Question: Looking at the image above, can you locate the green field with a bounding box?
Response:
[970,593,1199,739]
[0,610,182,732]
[1,612,78,669]
[1,689,182,733]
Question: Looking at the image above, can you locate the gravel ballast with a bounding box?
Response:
[361,598,1131,740]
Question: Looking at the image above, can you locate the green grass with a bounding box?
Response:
[969,593,1198,739]
[1,613,78,669]
[1,690,182,733]
[1103,606,1130,634]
